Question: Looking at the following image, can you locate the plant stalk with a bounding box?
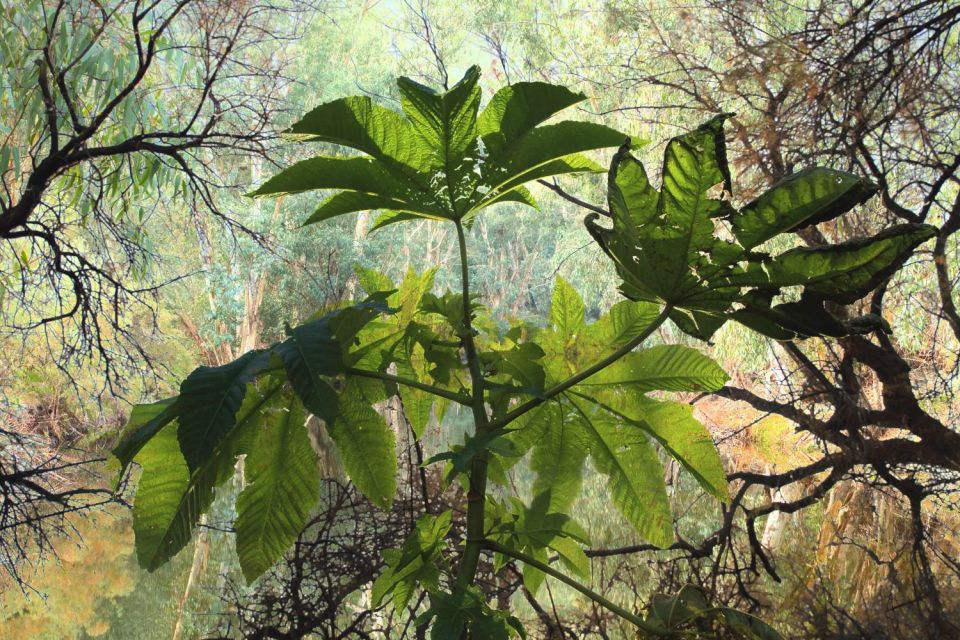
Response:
[453,220,491,593]
[345,367,471,406]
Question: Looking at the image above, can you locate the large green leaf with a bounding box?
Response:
[132,422,192,571]
[617,397,728,502]
[649,114,732,300]
[254,68,622,228]
[608,146,658,227]
[304,191,424,226]
[395,343,436,439]
[473,154,604,214]
[276,318,343,424]
[732,167,878,249]
[235,394,320,583]
[505,400,559,464]
[249,156,407,199]
[485,122,624,195]
[584,344,729,392]
[529,404,588,514]
[327,379,397,508]
[586,299,661,349]
[177,350,270,470]
[133,383,282,570]
[397,67,482,217]
[397,66,482,169]
[589,117,921,342]
[482,185,539,210]
[286,95,431,176]
[570,398,673,547]
[478,82,586,155]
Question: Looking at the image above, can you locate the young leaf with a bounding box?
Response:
[371,511,452,608]
[550,276,586,340]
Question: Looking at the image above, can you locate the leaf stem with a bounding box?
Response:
[344,367,471,406]
[453,220,491,593]
[482,540,667,635]
[488,304,674,429]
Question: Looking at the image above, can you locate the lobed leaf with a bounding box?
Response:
[732,167,878,249]
[763,223,937,303]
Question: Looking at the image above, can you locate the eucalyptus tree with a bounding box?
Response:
[0,0,310,386]
[0,0,312,591]
[114,68,929,637]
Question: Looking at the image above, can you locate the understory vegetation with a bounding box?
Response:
[1,1,958,639]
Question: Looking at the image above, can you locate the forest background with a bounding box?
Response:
[0,1,958,639]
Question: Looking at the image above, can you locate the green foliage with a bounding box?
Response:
[177,351,272,470]
[132,381,285,572]
[251,66,624,226]
[587,115,937,340]
[116,301,388,581]
[116,70,916,637]
[419,586,527,640]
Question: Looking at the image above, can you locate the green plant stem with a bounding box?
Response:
[488,304,674,430]
[483,540,667,636]
[453,220,491,593]
[345,367,471,406]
